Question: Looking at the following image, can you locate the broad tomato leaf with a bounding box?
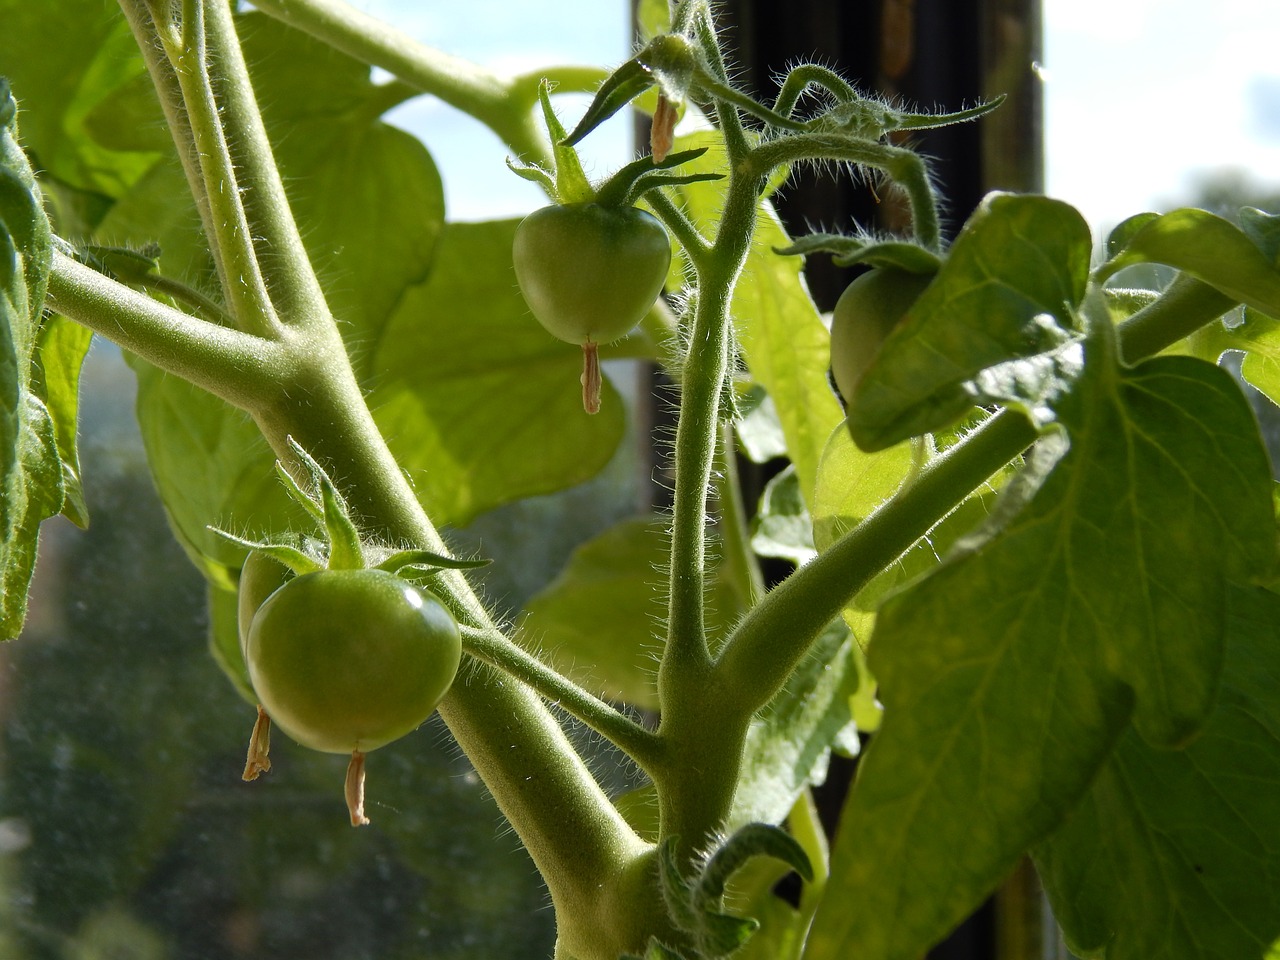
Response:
[0,0,157,196]
[847,192,1092,451]
[669,132,843,502]
[729,620,864,830]
[369,219,626,525]
[0,83,66,640]
[749,466,816,566]
[805,321,1275,960]
[128,366,311,589]
[1099,207,1280,318]
[1034,585,1280,960]
[33,314,93,528]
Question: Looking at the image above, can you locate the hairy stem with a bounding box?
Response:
[46,252,286,410]
[201,0,333,327]
[748,133,942,251]
[162,0,281,335]
[460,624,665,776]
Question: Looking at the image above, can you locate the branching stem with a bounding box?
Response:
[460,625,664,776]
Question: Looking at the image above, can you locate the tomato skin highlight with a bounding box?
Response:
[245,569,461,755]
[829,267,933,404]
[512,202,671,347]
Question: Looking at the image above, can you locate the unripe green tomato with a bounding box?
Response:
[237,550,294,662]
[829,267,933,402]
[246,569,461,754]
[512,202,671,346]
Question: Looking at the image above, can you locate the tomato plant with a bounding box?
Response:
[2,1,1280,959]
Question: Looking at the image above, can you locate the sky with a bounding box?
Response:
[358,1,1280,232]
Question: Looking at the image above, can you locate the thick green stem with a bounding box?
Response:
[116,0,223,293]
[162,0,281,335]
[104,3,652,944]
[46,252,286,410]
[654,163,762,854]
[201,0,333,327]
[719,410,1037,712]
[251,355,653,943]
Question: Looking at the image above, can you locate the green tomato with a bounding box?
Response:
[246,569,461,755]
[829,267,933,403]
[512,202,671,347]
[237,550,294,663]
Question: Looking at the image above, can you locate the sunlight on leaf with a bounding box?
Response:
[805,319,1275,960]
[1035,585,1280,960]
[848,193,1091,451]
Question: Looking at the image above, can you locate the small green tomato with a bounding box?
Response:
[830,267,933,404]
[513,202,671,414]
[246,569,461,756]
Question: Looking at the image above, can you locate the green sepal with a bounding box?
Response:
[775,233,942,274]
[891,95,1005,131]
[534,80,593,204]
[504,156,555,194]
[374,548,490,575]
[565,34,699,148]
[563,57,657,147]
[320,479,364,571]
[699,912,759,956]
[594,146,719,208]
[273,458,324,522]
[206,528,325,577]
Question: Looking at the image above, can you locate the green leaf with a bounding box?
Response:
[369,219,626,525]
[128,366,311,589]
[33,314,93,527]
[1241,207,1280,264]
[636,0,674,42]
[670,132,844,502]
[0,81,63,640]
[729,621,865,829]
[805,324,1275,959]
[0,1,158,196]
[519,515,741,709]
[208,583,255,704]
[811,417,1009,661]
[735,387,788,464]
[750,465,816,566]
[848,192,1092,451]
[1034,585,1280,960]
[1098,208,1280,317]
